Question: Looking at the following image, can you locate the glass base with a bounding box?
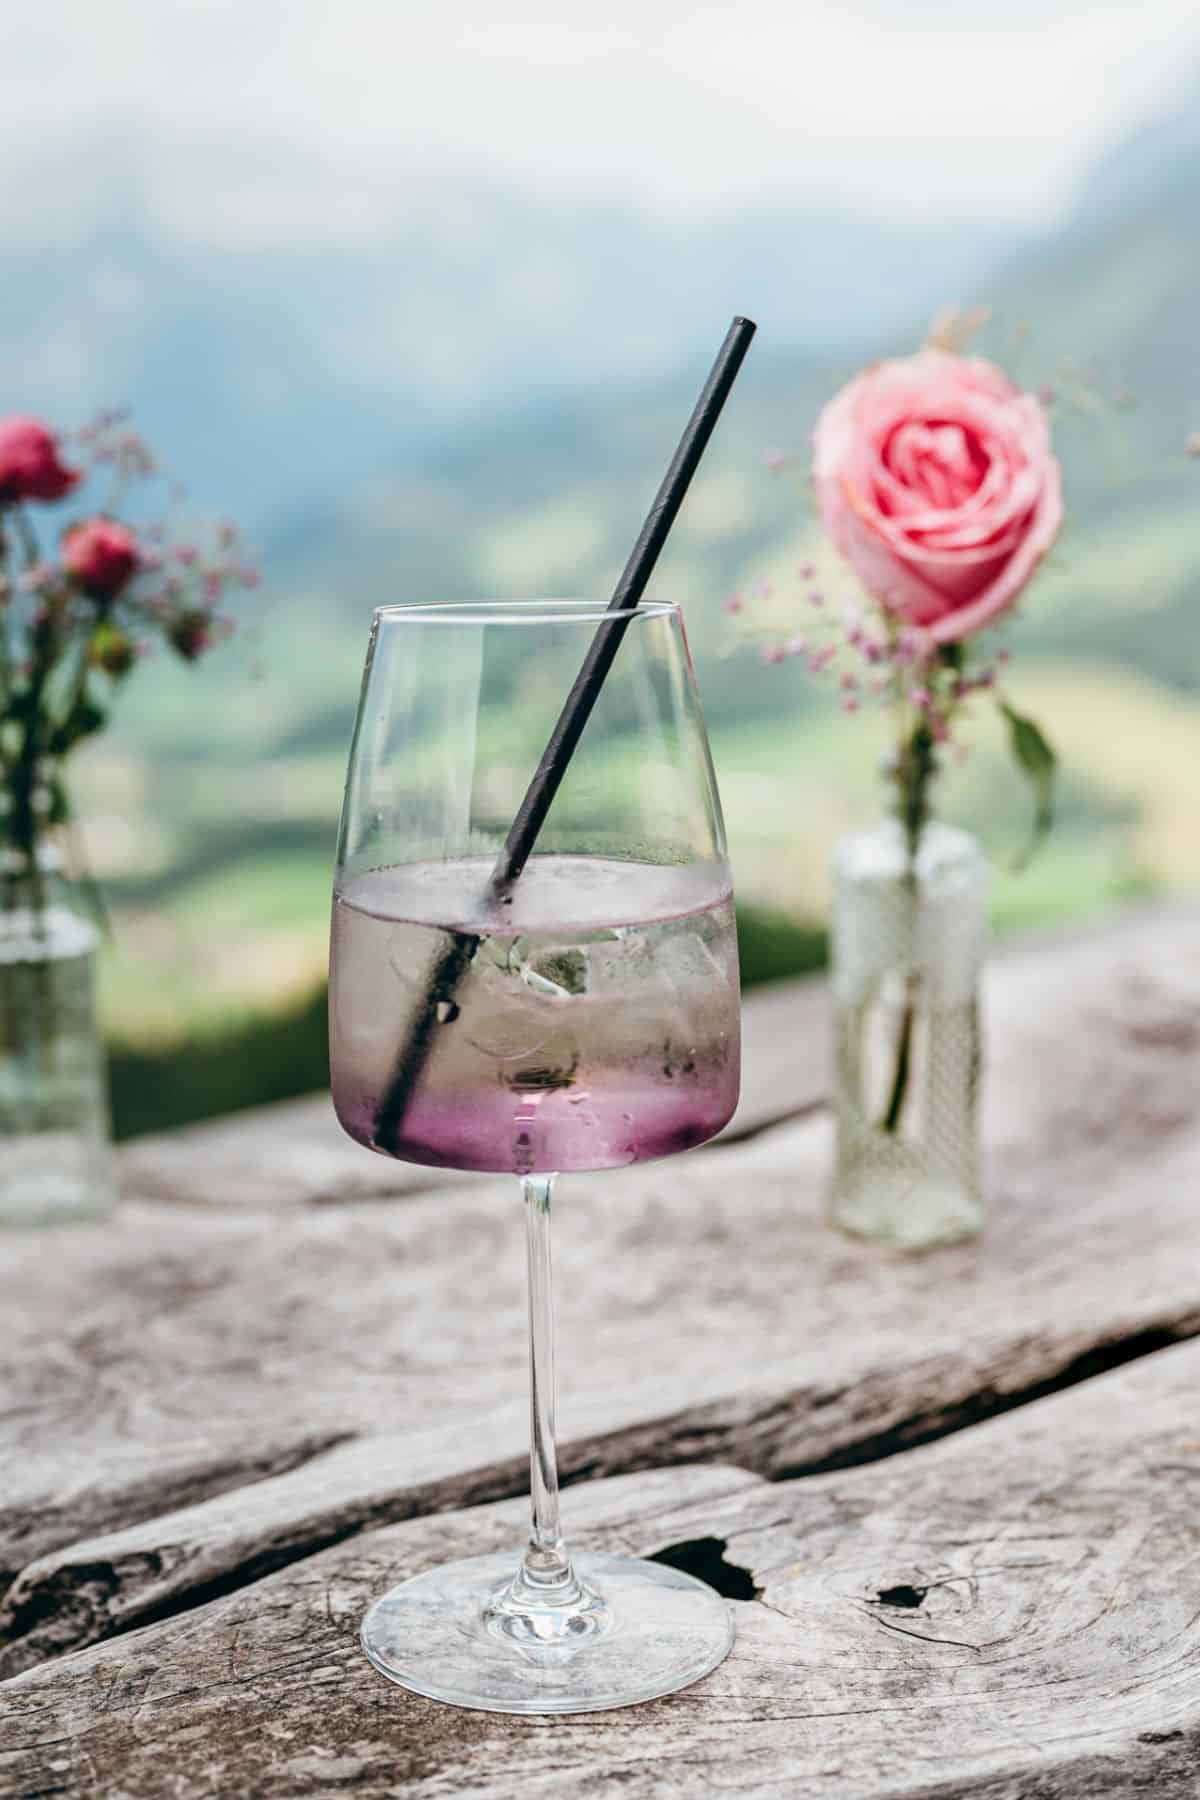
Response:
[831,1163,983,1249]
[360,1549,734,1714]
[0,1132,114,1227]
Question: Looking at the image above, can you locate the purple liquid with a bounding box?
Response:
[329,856,740,1174]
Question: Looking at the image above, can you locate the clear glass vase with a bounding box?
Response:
[0,845,113,1225]
[828,814,987,1249]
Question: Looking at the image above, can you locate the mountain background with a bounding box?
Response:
[5,64,1198,1134]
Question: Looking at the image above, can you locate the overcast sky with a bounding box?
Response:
[5,0,1199,247]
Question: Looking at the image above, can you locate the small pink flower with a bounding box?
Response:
[761,643,787,665]
[893,630,926,667]
[751,577,774,599]
[17,562,57,595]
[722,593,743,615]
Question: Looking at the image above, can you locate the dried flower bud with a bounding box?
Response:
[924,303,992,353]
[88,622,137,678]
[167,610,213,662]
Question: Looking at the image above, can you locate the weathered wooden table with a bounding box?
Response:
[4,906,1200,1797]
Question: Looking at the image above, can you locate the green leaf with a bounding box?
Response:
[47,698,106,757]
[1000,699,1057,870]
[46,770,71,826]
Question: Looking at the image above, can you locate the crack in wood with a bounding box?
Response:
[873,1582,928,1609]
[773,1324,1193,1479]
[647,1535,758,1600]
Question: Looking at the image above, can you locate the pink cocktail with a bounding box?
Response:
[331,855,739,1173]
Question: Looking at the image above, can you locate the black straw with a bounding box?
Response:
[488,315,757,894]
[372,315,757,1151]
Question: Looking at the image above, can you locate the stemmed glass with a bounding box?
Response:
[329,600,741,1713]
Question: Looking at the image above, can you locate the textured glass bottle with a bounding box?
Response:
[0,846,113,1225]
[828,813,988,1249]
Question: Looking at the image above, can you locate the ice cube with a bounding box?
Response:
[656,931,730,991]
[513,942,590,1001]
[463,939,553,1061]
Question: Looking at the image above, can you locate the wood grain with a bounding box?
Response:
[6,1343,1200,1798]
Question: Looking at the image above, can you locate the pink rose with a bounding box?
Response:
[63,518,139,601]
[812,351,1063,645]
[0,416,80,505]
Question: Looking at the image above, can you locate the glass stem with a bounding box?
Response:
[485,1170,610,1643]
[484,1172,608,1642]
[519,1172,574,1591]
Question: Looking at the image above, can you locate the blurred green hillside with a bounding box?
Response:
[78,106,1200,1136]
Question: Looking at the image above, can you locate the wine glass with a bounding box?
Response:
[329,599,741,1714]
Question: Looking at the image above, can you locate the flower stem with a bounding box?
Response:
[880,997,916,1134]
[879,717,936,1136]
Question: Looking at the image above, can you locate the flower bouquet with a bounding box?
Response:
[0,412,255,1224]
